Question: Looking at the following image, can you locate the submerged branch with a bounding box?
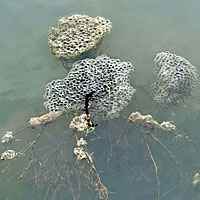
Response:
[144,134,160,200]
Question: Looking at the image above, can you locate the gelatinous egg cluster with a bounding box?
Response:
[44,55,135,118]
[48,14,112,59]
[152,51,198,107]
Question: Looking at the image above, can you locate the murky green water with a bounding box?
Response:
[1,0,200,199]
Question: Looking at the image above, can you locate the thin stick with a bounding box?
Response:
[106,134,113,167]
[52,183,62,200]
[152,135,178,163]
[1,163,11,174]
[75,169,81,200]
[160,185,179,199]
[66,166,79,200]
[116,124,130,146]
[19,128,44,154]
[85,153,109,200]
[44,184,51,200]
[18,158,33,178]
[13,126,30,136]
[144,135,160,200]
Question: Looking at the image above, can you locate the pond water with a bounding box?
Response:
[1,0,200,199]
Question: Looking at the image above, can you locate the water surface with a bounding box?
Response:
[1,0,200,199]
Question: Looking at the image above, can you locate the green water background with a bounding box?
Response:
[1,0,200,199]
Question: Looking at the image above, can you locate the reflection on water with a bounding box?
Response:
[1,0,200,199]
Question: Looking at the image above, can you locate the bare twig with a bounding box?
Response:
[18,158,33,178]
[106,134,113,167]
[144,134,160,200]
[19,128,44,155]
[13,126,30,136]
[160,185,179,199]
[151,135,178,163]
[85,153,110,200]
[1,163,11,174]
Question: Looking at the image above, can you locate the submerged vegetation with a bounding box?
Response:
[0,12,199,200]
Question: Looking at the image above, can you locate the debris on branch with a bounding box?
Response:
[1,131,14,145]
[1,150,23,160]
[29,111,63,128]
[128,111,176,131]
